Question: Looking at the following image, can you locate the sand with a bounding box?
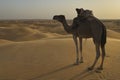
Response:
[0,38,120,80]
[0,20,120,80]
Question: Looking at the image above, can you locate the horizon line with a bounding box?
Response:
[0,18,120,21]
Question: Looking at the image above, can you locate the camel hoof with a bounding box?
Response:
[79,60,84,63]
[97,67,103,70]
[95,69,101,73]
[88,67,93,71]
[74,62,79,65]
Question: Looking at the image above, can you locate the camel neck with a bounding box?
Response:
[62,19,72,34]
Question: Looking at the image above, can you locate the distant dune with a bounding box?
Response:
[0,26,47,41]
[0,20,120,42]
[0,20,120,80]
[107,29,120,39]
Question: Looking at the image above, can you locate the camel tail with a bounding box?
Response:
[101,25,107,47]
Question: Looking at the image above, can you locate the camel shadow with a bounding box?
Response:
[70,69,98,80]
[28,63,98,80]
[29,64,76,80]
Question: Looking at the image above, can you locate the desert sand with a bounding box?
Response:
[0,20,120,80]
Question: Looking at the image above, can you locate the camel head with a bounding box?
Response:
[53,15,65,23]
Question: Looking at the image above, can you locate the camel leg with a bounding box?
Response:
[97,45,106,70]
[79,37,83,63]
[88,43,100,70]
[73,35,79,65]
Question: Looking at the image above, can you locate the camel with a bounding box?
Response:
[53,14,106,70]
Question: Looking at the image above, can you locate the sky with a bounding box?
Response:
[0,0,120,19]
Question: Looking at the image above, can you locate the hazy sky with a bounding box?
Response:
[0,0,120,19]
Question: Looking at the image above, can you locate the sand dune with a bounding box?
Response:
[107,29,120,39]
[0,25,68,42]
[0,20,120,80]
[0,23,120,42]
[0,38,120,80]
[0,26,47,41]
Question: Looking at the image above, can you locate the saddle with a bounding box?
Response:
[76,8,94,21]
[72,8,95,30]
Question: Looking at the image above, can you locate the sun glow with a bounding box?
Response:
[0,0,120,19]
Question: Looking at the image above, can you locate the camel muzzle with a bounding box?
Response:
[53,16,56,20]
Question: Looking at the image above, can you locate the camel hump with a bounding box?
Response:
[76,8,94,20]
[75,8,93,16]
[84,10,93,16]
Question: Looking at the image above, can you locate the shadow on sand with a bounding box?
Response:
[28,64,98,80]
[28,64,75,80]
[70,69,96,80]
